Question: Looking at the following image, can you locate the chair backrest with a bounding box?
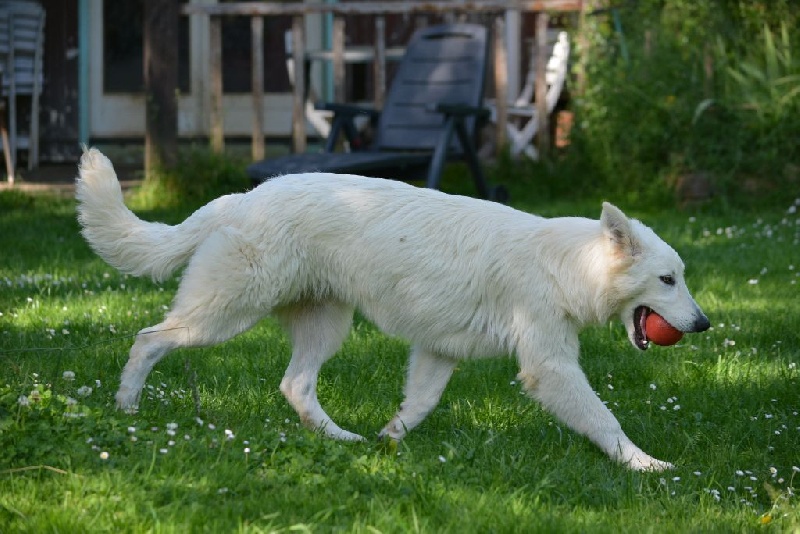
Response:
[375,23,488,152]
[0,1,46,97]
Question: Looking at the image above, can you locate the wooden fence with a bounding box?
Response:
[182,1,585,158]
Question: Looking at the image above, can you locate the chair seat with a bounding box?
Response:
[248,151,432,182]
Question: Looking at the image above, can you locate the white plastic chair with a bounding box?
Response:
[0,0,46,180]
[490,30,569,160]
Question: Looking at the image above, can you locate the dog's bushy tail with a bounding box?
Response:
[76,147,210,282]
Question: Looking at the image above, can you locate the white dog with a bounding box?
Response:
[76,148,709,471]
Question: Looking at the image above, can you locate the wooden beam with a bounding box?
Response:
[251,16,265,161]
[534,12,550,158]
[291,15,306,153]
[209,15,224,153]
[183,1,585,17]
[373,15,387,109]
[493,16,508,150]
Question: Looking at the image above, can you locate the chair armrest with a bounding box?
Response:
[427,103,490,120]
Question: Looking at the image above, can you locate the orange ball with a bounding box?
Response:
[646,312,684,346]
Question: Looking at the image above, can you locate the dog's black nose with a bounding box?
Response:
[692,314,711,333]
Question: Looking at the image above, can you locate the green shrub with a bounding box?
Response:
[130,150,250,211]
[560,1,799,207]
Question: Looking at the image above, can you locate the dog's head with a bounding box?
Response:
[600,203,710,351]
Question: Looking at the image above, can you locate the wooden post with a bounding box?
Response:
[332,15,345,102]
[373,15,387,109]
[251,16,265,161]
[493,16,508,150]
[209,15,224,153]
[534,12,550,158]
[291,15,306,153]
[143,0,178,175]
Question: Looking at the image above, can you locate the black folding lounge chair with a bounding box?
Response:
[247,23,507,201]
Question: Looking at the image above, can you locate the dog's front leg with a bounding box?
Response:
[379,346,457,440]
[518,343,672,471]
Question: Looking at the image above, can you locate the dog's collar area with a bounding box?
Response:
[634,306,650,350]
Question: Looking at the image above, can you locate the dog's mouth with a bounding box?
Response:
[633,306,650,350]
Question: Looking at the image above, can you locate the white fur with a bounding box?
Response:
[76,148,709,471]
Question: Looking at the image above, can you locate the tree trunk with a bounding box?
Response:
[143,0,178,178]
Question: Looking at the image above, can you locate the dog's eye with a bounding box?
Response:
[660,275,675,286]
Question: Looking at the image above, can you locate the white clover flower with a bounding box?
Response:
[244,447,251,454]
[17,395,30,406]
[63,371,76,381]
[166,422,178,431]
[77,386,93,397]
[100,451,109,460]
[438,455,447,463]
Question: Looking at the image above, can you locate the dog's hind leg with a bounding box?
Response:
[378,346,457,440]
[115,310,263,411]
[277,301,362,441]
[115,230,267,411]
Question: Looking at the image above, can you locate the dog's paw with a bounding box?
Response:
[378,418,408,441]
[332,429,366,442]
[626,454,674,472]
[115,388,140,413]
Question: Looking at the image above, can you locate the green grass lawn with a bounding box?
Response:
[0,182,798,532]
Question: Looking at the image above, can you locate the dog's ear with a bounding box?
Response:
[601,202,641,258]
